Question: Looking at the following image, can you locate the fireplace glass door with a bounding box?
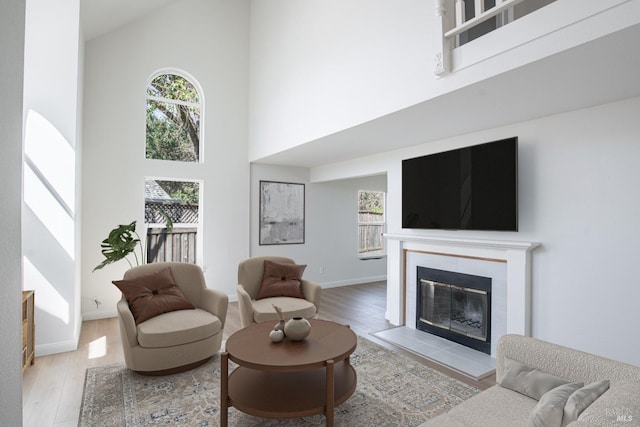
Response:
[421,281,489,341]
[417,267,491,354]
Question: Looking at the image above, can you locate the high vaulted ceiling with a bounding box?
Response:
[80,1,640,169]
[81,0,177,41]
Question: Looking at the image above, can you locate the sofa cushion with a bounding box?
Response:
[418,385,538,427]
[528,382,583,427]
[561,380,610,426]
[252,296,316,323]
[113,267,195,324]
[577,380,640,425]
[256,260,306,299]
[500,357,570,400]
[565,421,601,426]
[136,308,221,348]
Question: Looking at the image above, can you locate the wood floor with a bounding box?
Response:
[22,281,495,427]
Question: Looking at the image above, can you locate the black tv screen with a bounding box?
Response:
[402,137,517,231]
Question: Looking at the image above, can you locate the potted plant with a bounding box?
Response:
[93,216,173,272]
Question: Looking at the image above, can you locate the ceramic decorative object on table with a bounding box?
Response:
[269,329,285,342]
[272,304,286,332]
[274,319,285,332]
[284,317,311,341]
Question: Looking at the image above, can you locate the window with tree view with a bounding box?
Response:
[146,73,201,162]
[358,191,385,257]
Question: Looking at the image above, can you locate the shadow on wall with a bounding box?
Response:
[23,109,75,328]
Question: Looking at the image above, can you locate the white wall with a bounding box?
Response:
[251,164,387,287]
[249,0,432,161]
[248,0,639,163]
[22,0,82,355]
[0,0,26,422]
[82,0,250,319]
[312,96,640,366]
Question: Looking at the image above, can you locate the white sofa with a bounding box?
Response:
[420,334,640,426]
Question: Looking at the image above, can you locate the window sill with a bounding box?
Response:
[358,254,386,260]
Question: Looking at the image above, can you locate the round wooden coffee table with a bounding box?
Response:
[220,319,357,427]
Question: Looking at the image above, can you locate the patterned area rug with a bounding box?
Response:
[79,336,479,426]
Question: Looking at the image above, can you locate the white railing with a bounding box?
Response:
[446,0,524,39]
[434,0,526,76]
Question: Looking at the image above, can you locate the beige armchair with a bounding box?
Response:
[116,262,228,374]
[236,256,321,328]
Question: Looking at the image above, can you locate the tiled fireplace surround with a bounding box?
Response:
[384,233,540,357]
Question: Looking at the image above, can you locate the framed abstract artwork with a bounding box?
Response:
[259,181,305,245]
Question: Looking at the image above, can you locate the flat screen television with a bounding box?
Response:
[402,137,517,231]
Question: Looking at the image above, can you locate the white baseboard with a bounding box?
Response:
[36,339,78,357]
[225,278,386,302]
[79,278,385,319]
[319,275,387,289]
[82,309,118,321]
[385,311,403,326]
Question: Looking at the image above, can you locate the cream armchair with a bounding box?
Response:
[116,262,228,374]
[236,256,321,328]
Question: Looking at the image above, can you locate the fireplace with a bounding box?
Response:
[417,266,491,354]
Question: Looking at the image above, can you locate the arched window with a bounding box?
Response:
[145,72,202,162]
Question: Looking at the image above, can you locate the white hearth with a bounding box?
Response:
[384,233,540,357]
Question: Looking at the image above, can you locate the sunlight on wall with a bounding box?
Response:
[24,110,75,211]
[23,110,75,258]
[88,336,107,359]
[24,165,75,257]
[23,256,70,324]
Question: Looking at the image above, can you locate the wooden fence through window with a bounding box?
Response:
[358,211,384,254]
[146,227,197,264]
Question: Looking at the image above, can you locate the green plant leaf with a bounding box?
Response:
[93,221,141,271]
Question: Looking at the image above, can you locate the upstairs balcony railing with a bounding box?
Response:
[434,0,555,75]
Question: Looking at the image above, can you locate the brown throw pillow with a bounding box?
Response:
[256,260,306,300]
[112,267,195,324]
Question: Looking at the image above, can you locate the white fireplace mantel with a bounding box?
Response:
[384,233,541,252]
[384,233,541,349]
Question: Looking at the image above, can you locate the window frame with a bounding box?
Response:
[357,190,386,259]
[145,69,205,163]
[144,177,204,265]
